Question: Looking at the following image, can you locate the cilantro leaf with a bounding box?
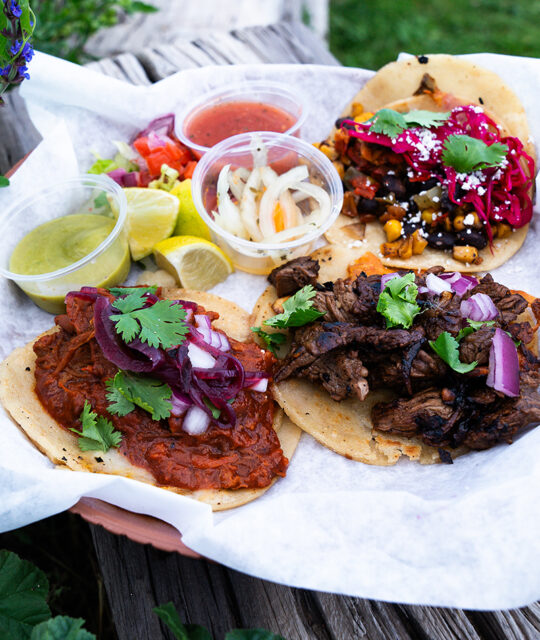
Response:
[251,327,286,355]
[110,293,189,349]
[107,371,172,421]
[263,285,325,329]
[429,332,477,373]
[105,378,135,416]
[442,134,508,173]
[457,319,496,341]
[403,110,450,128]
[30,616,96,640]
[109,286,157,297]
[203,398,221,420]
[93,192,109,209]
[70,401,122,453]
[153,602,212,640]
[376,273,420,329]
[0,550,51,639]
[367,108,407,138]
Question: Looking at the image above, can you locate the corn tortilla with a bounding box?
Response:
[0,289,301,511]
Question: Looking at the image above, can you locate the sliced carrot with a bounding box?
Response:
[273,202,285,232]
[347,251,392,277]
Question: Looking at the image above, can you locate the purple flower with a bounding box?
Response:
[21,42,33,61]
[9,39,21,56]
[8,1,22,18]
[0,65,11,78]
[16,64,29,79]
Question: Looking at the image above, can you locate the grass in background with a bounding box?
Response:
[329,0,540,69]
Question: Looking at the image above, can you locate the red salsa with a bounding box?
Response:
[33,293,288,491]
[185,101,297,148]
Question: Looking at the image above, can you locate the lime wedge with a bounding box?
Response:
[170,179,211,241]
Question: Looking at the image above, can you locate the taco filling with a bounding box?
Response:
[265,256,540,458]
[330,103,535,265]
[32,286,288,491]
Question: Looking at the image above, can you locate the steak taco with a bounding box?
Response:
[0,286,300,510]
[252,246,540,465]
[320,55,537,272]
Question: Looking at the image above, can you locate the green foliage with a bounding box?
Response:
[329,0,540,70]
[110,291,189,349]
[0,176,9,187]
[0,550,50,639]
[442,135,508,173]
[226,631,286,640]
[70,401,122,452]
[250,327,286,355]
[106,371,172,421]
[30,0,157,64]
[30,616,95,639]
[429,332,478,373]
[376,273,420,329]
[264,285,325,329]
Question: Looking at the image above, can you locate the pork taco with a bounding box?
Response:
[0,286,300,510]
[252,247,540,465]
[320,55,537,272]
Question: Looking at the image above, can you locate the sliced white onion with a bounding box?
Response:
[292,190,311,203]
[250,133,268,168]
[194,314,230,351]
[258,166,309,237]
[187,342,216,369]
[182,406,211,435]
[215,164,248,238]
[289,180,331,219]
[228,169,247,201]
[262,222,316,244]
[278,189,301,229]
[247,378,268,392]
[260,165,278,187]
[239,166,264,241]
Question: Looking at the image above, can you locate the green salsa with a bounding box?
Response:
[10,213,131,313]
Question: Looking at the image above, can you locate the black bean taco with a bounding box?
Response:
[252,246,540,465]
[0,287,300,510]
[320,55,537,272]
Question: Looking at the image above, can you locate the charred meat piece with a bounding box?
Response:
[421,291,463,340]
[268,256,320,297]
[297,349,369,402]
[459,326,496,365]
[471,274,528,324]
[313,275,381,324]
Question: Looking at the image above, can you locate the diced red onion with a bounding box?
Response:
[438,272,479,297]
[107,168,139,187]
[194,314,230,351]
[182,405,211,435]
[426,273,452,295]
[187,342,216,369]
[460,293,499,322]
[247,378,268,392]
[486,328,520,397]
[380,273,398,290]
[134,114,176,141]
[170,391,192,417]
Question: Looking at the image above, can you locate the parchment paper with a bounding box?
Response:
[0,51,538,609]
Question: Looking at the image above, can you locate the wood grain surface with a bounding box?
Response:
[2,17,539,640]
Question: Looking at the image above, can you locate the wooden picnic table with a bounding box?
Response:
[1,19,540,640]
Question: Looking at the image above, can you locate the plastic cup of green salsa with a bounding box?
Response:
[0,174,130,314]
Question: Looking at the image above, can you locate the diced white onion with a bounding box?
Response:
[187,343,216,369]
[182,406,211,435]
[248,378,268,392]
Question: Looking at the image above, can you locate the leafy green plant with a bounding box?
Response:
[0,550,95,639]
[154,602,287,640]
[30,0,157,63]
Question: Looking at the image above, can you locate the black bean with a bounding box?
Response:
[403,221,420,236]
[357,197,382,214]
[335,117,354,130]
[456,229,488,249]
[427,231,456,250]
[381,175,407,198]
[405,177,439,195]
[440,189,458,214]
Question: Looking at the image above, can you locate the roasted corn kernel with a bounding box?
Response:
[332,160,345,179]
[443,216,453,232]
[354,111,374,123]
[351,102,365,118]
[453,215,466,231]
[421,208,435,224]
[383,219,403,242]
[497,222,512,238]
[453,245,479,264]
[412,230,428,255]
[472,212,482,229]
[381,237,412,259]
[319,143,338,161]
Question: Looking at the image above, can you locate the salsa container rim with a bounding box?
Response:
[0,174,128,283]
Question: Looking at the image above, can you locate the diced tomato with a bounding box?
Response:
[351,175,378,200]
[133,137,151,156]
[183,161,197,180]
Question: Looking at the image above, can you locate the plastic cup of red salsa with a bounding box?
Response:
[191,131,343,275]
[176,81,308,158]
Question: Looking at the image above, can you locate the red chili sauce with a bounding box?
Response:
[186,101,297,148]
[33,294,288,491]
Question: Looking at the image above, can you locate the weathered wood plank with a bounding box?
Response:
[470,605,540,640]
[0,89,41,175]
[397,604,483,640]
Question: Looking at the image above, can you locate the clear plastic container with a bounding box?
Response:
[191,132,343,275]
[0,174,130,313]
[176,81,308,157]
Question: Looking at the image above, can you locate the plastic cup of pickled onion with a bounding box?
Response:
[191,131,343,275]
[176,81,308,158]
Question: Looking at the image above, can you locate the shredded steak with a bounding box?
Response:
[275,263,540,454]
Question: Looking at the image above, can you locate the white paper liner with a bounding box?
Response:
[0,51,538,608]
